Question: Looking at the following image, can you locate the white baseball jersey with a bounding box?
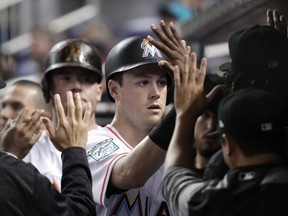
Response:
[23,131,62,191]
[86,124,171,216]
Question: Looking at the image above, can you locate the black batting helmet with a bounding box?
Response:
[41,38,103,103]
[105,36,173,103]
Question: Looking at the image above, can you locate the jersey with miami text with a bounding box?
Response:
[86,124,171,216]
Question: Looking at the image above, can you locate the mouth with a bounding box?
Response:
[147,104,161,110]
[203,133,220,141]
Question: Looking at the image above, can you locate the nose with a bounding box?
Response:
[149,82,161,100]
[206,113,217,130]
[70,78,82,93]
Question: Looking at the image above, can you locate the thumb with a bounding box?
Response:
[42,117,55,139]
[158,60,174,75]
[206,84,225,105]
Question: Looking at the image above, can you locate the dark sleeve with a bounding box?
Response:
[31,147,96,216]
[163,166,206,215]
[203,149,229,180]
[148,107,176,150]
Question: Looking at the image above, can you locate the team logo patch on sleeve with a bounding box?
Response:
[87,138,119,161]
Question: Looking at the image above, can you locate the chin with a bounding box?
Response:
[148,117,162,127]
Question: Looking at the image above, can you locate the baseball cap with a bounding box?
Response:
[219,25,288,75]
[0,79,6,89]
[207,88,286,138]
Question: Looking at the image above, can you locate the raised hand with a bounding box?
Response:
[43,91,91,151]
[267,9,287,37]
[173,52,222,116]
[173,53,206,117]
[0,108,44,159]
[147,20,191,73]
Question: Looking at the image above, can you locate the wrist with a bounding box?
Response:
[148,107,176,150]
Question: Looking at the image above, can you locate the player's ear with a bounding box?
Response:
[222,134,236,157]
[108,79,119,101]
[96,83,103,102]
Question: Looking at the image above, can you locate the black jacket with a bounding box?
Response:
[0,147,96,216]
[163,164,288,216]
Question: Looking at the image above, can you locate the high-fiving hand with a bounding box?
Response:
[172,53,207,117]
[43,91,91,152]
[0,108,44,159]
[267,9,287,37]
[147,20,191,74]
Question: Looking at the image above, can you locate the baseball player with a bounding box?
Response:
[86,36,175,215]
[23,38,103,190]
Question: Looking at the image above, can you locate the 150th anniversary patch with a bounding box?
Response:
[87,138,119,161]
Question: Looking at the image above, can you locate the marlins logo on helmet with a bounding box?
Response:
[141,38,162,58]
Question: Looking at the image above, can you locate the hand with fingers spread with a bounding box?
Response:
[43,91,92,152]
[173,53,207,117]
[0,108,44,159]
[147,20,191,72]
[164,53,206,173]
[165,52,223,169]
[172,52,222,119]
[267,9,288,37]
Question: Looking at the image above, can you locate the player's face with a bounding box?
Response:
[50,68,103,115]
[114,64,168,130]
[0,85,37,131]
[194,111,221,159]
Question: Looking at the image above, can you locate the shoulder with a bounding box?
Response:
[0,152,38,180]
[87,126,131,163]
[87,125,131,150]
[262,166,288,184]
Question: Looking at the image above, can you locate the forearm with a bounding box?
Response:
[111,136,166,189]
[30,147,95,216]
[165,113,197,171]
[61,147,96,216]
[148,107,176,150]
[110,108,176,189]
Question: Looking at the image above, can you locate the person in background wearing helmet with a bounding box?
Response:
[23,38,103,191]
[85,36,177,215]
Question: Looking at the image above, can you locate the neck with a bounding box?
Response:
[194,153,209,169]
[111,120,151,148]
